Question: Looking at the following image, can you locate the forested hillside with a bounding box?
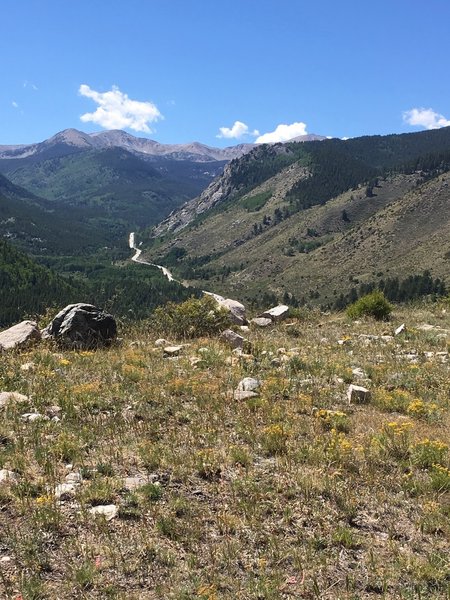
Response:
[148,128,450,306]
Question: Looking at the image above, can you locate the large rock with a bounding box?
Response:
[259,305,289,322]
[0,321,41,352]
[220,329,245,349]
[42,304,117,349]
[207,293,246,325]
[250,317,272,328]
[218,298,246,325]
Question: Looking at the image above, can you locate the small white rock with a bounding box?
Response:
[347,384,371,404]
[54,483,77,500]
[0,391,28,408]
[0,469,17,483]
[88,504,118,521]
[236,377,261,392]
[22,412,49,422]
[163,345,183,357]
[394,323,406,336]
[233,390,259,401]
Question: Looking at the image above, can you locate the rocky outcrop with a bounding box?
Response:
[42,303,117,349]
[0,321,41,352]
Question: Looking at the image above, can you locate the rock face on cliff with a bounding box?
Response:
[152,142,301,236]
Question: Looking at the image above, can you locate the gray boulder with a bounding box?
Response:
[210,296,246,325]
[250,317,272,328]
[259,305,290,322]
[0,321,41,352]
[42,303,117,349]
[220,329,245,349]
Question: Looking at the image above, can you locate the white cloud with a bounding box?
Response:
[12,101,18,108]
[403,107,450,130]
[23,81,38,90]
[79,84,163,133]
[217,120,259,139]
[255,121,308,143]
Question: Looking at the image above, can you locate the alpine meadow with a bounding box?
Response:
[1,1,449,599]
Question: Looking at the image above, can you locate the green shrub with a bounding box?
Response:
[346,290,392,321]
[151,295,232,338]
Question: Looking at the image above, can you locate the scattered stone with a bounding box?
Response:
[54,483,77,500]
[122,475,147,491]
[88,504,118,521]
[65,472,82,484]
[154,338,168,347]
[42,303,117,349]
[0,469,17,483]
[0,320,41,352]
[47,405,62,418]
[236,377,261,392]
[347,384,371,404]
[21,412,49,422]
[259,304,289,322]
[0,391,28,408]
[394,323,406,336]
[220,329,245,349]
[240,325,250,332]
[163,345,183,357]
[250,317,272,328]
[190,356,204,367]
[20,362,36,372]
[234,390,259,401]
[351,367,368,380]
[0,556,11,563]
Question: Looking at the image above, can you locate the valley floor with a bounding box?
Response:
[0,304,449,599]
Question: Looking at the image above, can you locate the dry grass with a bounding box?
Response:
[0,303,449,599]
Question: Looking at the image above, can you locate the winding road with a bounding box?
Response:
[128,232,225,302]
[129,232,177,282]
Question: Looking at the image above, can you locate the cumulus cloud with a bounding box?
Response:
[12,101,18,108]
[217,120,259,139]
[79,84,163,133]
[403,107,450,130]
[255,121,308,143]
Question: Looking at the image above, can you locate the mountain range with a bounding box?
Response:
[0,128,326,163]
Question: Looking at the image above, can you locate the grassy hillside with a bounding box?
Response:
[147,128,450,305]
[0,302,449,597]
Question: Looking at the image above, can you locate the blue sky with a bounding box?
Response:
[2,0,450,145]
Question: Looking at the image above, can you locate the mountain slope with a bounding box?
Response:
[146,128,450,305]
[0,173,110,254]
[0,146,226,238]
[0,237,77,326]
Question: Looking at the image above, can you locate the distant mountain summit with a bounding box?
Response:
[0,129,327,163]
